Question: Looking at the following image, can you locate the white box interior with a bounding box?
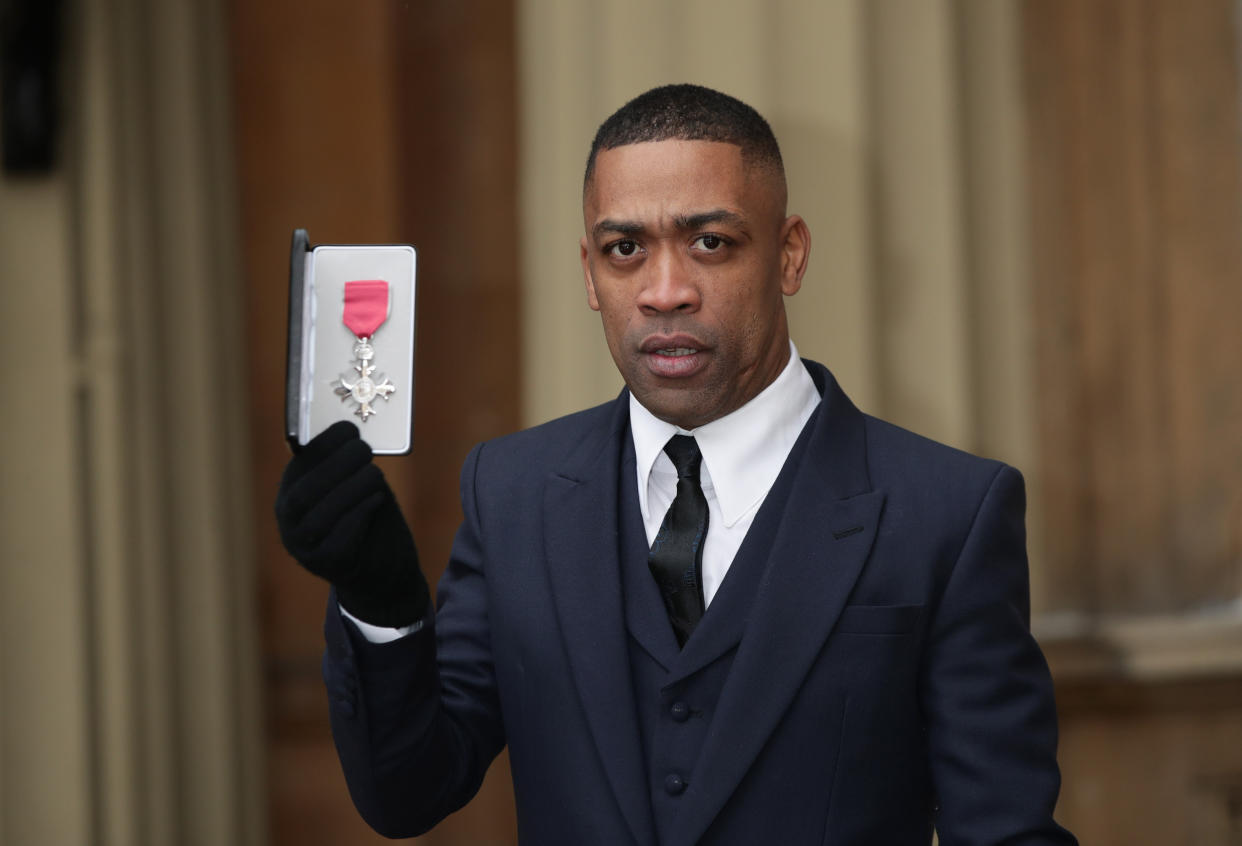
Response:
[299,245,417,453]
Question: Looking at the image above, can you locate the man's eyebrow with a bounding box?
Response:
[592,219,645,238]
[592,210,746,240]
[674,209,746,230]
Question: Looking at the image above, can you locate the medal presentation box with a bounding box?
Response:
[286,229,417,455]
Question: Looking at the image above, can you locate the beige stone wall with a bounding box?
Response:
[0,0,264,843]
[0,160,93,846]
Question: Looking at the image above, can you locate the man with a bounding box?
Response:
[276,84,1076,845]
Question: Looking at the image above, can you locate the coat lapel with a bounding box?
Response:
[543,394,657,846]
[663,419,808,684]
[669,364,886,846]
[618,432,683,669]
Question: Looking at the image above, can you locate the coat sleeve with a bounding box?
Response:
[921,464,1078,845]
[321,442,506,839]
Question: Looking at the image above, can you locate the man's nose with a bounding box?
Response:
[636,250,701,314]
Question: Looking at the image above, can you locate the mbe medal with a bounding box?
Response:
[334,279,396,421]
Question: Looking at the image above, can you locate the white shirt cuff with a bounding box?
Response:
[339,604,426,643]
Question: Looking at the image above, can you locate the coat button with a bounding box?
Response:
[670,701,690,722]
[664,773,687,796]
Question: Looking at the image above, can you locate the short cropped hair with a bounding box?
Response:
[584,83,784,186]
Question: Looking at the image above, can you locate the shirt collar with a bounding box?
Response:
[629,341,821,526]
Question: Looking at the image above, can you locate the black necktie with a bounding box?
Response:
[648,435,709,647]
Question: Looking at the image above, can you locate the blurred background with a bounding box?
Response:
[1,0,1239,843]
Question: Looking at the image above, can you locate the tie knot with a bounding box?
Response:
[663,435,702,479]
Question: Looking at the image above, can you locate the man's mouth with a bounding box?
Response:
[642,337,708,378]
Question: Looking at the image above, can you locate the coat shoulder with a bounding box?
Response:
[802,358,1014,494]
[469,396,623,484]
[859,413,1019,506]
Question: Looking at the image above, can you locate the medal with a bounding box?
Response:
[333,279,396,422]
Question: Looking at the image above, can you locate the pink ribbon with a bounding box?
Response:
[342,279,390,338]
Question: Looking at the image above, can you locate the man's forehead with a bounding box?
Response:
[588,139,747,181]
[583,140,760,218]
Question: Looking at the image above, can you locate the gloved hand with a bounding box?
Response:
[274,420,429,628]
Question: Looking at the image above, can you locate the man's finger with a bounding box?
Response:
[281,421,366,489]
[279,435,375,521]
[293,463,387,547]
[304,490,388,579]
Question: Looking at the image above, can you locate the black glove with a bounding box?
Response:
[274,420,429,628]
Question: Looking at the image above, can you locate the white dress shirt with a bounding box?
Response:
[348,340,820,641]
[628,340,820,607]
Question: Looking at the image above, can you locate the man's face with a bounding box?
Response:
[581,139,810,429]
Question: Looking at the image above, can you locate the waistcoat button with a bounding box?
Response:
[664,773,687,796]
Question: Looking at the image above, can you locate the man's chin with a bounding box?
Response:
[633,388,714,430]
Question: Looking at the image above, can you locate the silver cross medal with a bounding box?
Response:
[334,336,395,422]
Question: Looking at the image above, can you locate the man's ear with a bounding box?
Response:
[779,215,811,296]
[581,237,601,311]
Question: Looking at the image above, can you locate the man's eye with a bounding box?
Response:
[693,234,726,251]
[607,240,639,257]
